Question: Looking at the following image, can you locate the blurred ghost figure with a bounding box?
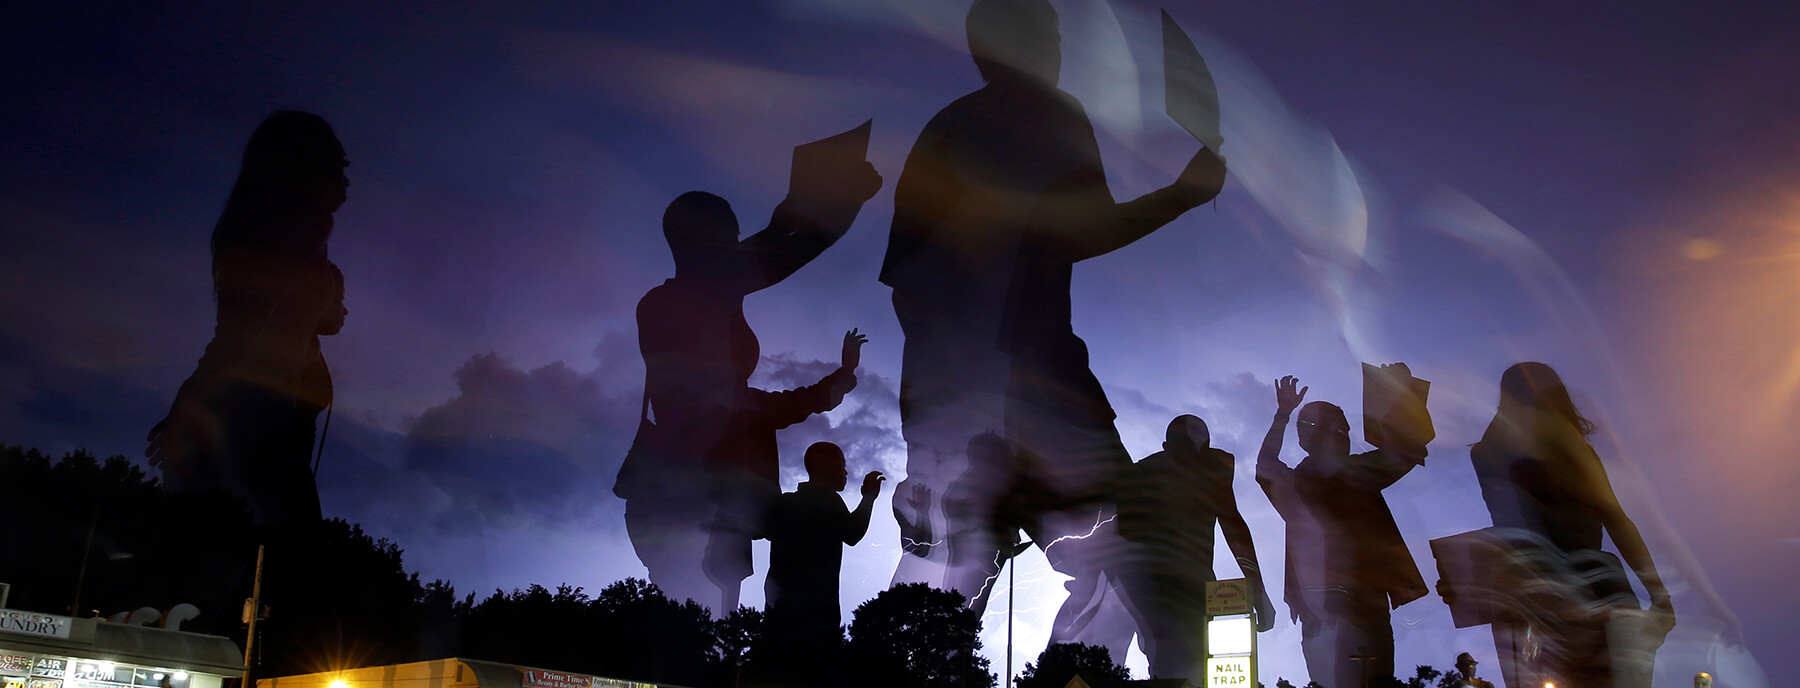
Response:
[615,158,880,614]
[1111,414,1275,682]
[147,111,349,528]
[941,432,1028,606]
[1468,362,1675,688]
[1256,368,1433,688]
[879,0,1226,648]
[757,442,884,687]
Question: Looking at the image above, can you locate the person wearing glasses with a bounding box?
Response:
[1255,368,1433,688]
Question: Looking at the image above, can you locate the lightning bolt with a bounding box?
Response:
[1039,513,1116,556]
[901,536,946,551]
[968,512,1116,613]
[968,549,1006,609]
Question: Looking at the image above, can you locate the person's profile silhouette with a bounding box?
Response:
[757,442,883,687]
[147,110,349,528]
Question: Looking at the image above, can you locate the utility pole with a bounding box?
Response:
[68,505,99,615]
[242,545,266,687]
[1006,557,1015,688]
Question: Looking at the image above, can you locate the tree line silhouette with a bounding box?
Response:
[0,444,996,688]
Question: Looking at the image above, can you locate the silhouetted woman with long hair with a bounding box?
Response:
[1471,362,1674,688]
[148,111,349,527]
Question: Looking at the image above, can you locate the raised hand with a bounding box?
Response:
[861,470,885,500]
[1275,375,1308,415]
[1649,591,1677,636]
[841,328,868,371]
[1254,588,1277,632]
[1174,147,1227,207]
[847,161,883,203]
[894,481,935,555]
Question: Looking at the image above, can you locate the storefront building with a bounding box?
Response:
[259,659,680,688]
[1,609,244,688]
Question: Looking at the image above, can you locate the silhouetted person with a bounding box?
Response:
[1112,414,1274,682]
[1454,652,1493,688]
[615,162,881,613]
[942,432,1032,606]
[941,433,1100,613]
[1469,362,1673,688]
[147,111,349,528]
[759,442,883,688]
[878,0,1227,644]
[1256,370,1432,688]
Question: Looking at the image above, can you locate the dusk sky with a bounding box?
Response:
[4,1,1797,685]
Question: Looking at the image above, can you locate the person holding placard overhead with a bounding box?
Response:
[1255,365,1433,688]
[878,1,1228,655]
[614,123,882,614]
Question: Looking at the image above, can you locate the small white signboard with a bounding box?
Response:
[1204,579,1251,616]
[0,610,71,640]
[1208,657,1252,686]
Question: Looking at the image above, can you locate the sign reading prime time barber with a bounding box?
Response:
[522,670,594,688]
[0,611,71,640]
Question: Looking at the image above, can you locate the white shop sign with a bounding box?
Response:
[0,612,71,640]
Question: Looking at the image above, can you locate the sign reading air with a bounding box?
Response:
[1208,657,1251,686]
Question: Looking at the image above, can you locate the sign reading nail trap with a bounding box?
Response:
[1205,579,1257,688]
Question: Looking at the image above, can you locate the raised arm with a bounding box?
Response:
[844,470,883,545]
[1338,449,1423,494]
[1558,433,1675,632]
[1217,467,1277,630]
[1256,375,1307,489]
[1034,145,1227,263]
[739,162,883,293]
[747,329,866,429]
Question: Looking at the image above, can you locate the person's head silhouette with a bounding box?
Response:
[1455,652,1478,678]
[1497,361,1596,435]
[239,111,348,210]
[804,442,850,492]
[966,431,1010,471]
[1164,414,1211,454]
[213,111,348,262]
[662,191,744,278]
[967,0,1061,87]
[1297,400,1350,457]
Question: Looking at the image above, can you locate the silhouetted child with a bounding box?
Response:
[1256,368,1432,688]
[759,442,884,687]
